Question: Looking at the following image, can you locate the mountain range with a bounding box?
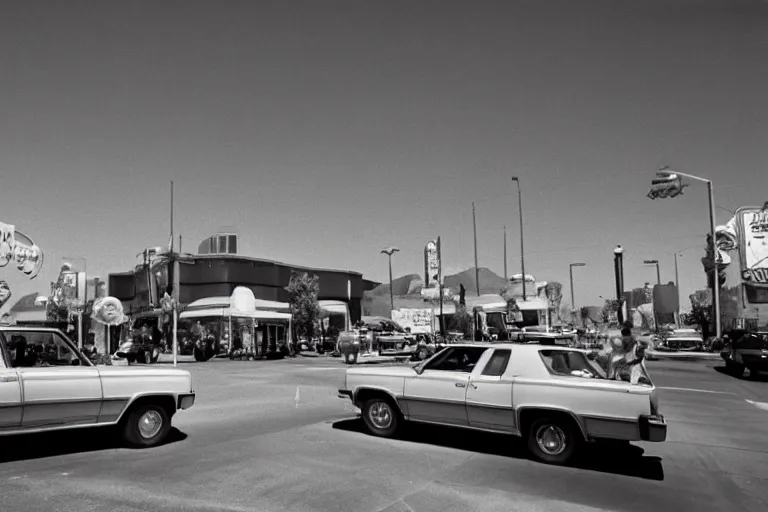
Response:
[362,267,512,317]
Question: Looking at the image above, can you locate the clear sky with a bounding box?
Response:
[1,0,766,313]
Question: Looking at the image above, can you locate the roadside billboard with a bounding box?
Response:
[392,308,433,334]
[714,203,768,329]
[424,238,441,288]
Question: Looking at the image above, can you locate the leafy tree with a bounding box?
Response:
[285,271,322,353]
[600,299,620,326]
[685,291,711,339]
[544,282,563,324]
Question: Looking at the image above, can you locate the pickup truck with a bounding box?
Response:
[338,343,666,465]
[0,325,195,448]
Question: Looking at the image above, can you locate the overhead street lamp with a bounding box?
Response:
[643,259,661,285]
[569,263,586,322]
[511,177,526,300]
[647,166,721,338]
[380,247,400,315]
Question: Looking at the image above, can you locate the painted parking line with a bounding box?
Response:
[745,399,768,411]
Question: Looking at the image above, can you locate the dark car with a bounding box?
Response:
[721,331,768,378]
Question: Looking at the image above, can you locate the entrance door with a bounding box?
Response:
[465,348,517,432]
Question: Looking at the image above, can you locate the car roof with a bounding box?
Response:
[446,342,582,352]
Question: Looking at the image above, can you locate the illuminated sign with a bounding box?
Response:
[0,222,44,279]
[742,206,768,287]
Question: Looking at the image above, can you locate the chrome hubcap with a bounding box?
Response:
[368,402,393,429]
[536,424,567,455]
[138,410,163,439]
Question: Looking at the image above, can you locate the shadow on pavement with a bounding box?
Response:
[714,365,768,381]
[0,427,187,464]
[333,418,664,481]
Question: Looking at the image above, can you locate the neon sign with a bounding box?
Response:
[0,222,44,280]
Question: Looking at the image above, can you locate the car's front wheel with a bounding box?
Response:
[361,397,401,438]
[526,416,580,465]
[122,404,171,448]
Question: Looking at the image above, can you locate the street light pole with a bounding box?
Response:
[511,177,526,300]
[381,247,400,315]
[569,263,586,324]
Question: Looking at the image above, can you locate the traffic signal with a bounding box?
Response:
[647,169,687,200]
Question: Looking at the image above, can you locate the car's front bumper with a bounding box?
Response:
[178,392,196,410]
[639,414,666,442]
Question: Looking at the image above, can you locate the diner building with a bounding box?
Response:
[108,231,378,333]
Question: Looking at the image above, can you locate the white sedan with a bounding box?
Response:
[338,343,666,465]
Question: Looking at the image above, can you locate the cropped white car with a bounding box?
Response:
[338,343,666,465]
[0,326,195,448]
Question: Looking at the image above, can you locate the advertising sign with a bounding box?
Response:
[392,308,433,334]
[0,280,11,309]
[424,239,441,288]
[742,207,768,286]
[0,222,44,279]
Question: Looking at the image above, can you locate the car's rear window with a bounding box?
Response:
[539,349,606,379]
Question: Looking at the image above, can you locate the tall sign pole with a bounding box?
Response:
[472,203,480,296]
[170,181,178,367]
[511,177,526,300]
[503,225,508,281]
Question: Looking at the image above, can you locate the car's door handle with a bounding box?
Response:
[455,382,466,388]
[0,375,19,383]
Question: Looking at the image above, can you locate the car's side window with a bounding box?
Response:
[481,349,511,377]
[424,347,487,373]
[4,331,82,368]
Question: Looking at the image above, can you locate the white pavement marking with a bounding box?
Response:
[658,386,735,395]
[745,399,768,411]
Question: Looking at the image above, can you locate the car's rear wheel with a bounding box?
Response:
[526,416,580,465]
[122,403,171,448]
[361,397,401,438]
[344,352,358,364]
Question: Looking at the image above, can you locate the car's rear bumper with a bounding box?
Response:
[639,414,666,442]
[178,392,196,410]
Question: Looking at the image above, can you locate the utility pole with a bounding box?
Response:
[674,252,680,289]
[511,177,526,300]
[472,202,480,296]
[503,225,508,281]
[438,236,445,337]
[170,181,179,367]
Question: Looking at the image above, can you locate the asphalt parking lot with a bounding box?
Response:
[1,355,767,512]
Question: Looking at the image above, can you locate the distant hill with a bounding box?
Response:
[443,267,509,296]
[367,273,422,297]
[362,267,511,316]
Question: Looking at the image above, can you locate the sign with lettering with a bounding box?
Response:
[0,222,43,279]
[424,239,441,288]
[742,207,768,285]
[392,308,433,334]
